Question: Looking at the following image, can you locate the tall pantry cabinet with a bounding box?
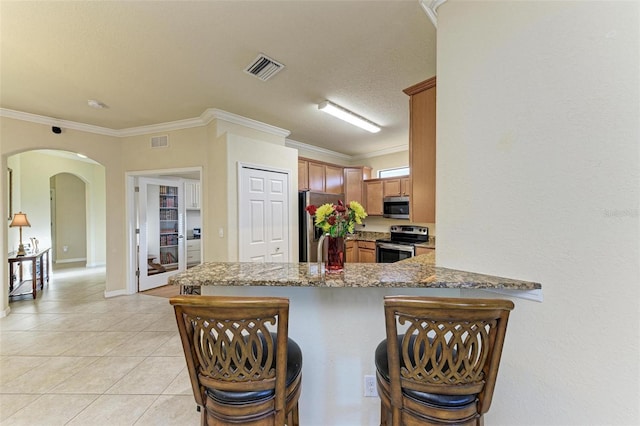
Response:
[404,77,436,223]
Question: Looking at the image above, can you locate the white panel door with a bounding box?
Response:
[138,177,186,290]
[239,167,289,262]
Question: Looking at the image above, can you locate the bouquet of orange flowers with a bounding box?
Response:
[305,200,367,238]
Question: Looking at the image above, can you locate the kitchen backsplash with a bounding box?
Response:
[357,216,435,235]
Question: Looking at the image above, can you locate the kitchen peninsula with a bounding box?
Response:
[168,261,541,425]
[169,260,540,291]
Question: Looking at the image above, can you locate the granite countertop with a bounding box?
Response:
[400,252,436,265]
[169,259,540,291]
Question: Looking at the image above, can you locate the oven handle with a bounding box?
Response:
[376,242,415,253]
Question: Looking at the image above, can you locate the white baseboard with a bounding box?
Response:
[1,306,11,318]
[85,262,106,268]
[104,289,128,298]
[55,258,87,264]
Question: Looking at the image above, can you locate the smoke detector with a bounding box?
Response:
[87,99,108,109]
[244,53,285,81]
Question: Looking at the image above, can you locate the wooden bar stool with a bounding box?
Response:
[170,295,302,426]
[375,296,514,425]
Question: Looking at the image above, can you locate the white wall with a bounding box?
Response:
[437,2,639,424]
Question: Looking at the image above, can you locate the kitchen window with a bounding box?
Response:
[378,166,410,178]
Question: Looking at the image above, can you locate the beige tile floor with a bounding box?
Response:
[0,266,200,425]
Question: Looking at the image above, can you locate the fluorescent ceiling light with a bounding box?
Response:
[318,101,381,133]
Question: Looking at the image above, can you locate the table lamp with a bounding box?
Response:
[10,212,31,256]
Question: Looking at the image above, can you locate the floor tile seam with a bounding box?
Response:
[2,393,100,425]
[99,356,151,395]
[157,359,189,396]
[0,356,104,394]
[61,393,103,426]
[100,354,186,396]
[45,356,146,395]
[98,333,175,357]
[131,393,165,426]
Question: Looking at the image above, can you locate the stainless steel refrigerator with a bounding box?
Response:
[298,190,345,262]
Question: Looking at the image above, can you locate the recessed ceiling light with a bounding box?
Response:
[318,100,381,133]
[87,99,108,109]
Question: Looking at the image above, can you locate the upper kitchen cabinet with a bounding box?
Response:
[184,179,201,210]
[364,180,384,216]
[382,176,411,197]
[404,77,436,223]
[325,165,344,194]
[344,166,372,206]
[308,161,326,192]
[298,157,345,195]
[298,159,309,190]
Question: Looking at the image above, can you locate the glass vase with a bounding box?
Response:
[326,236,345,272]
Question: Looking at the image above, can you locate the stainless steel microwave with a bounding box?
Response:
[383,196,410,219]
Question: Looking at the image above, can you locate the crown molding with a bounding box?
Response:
[351,144,408,160]
[1,107,405,160]
[0,108,120,137]
[209,109,290,138]
[285,139,352,160]
[420,0,447,28]
[1,107,290,139]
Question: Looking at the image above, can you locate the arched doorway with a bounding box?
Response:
[50,172,87,266]
[7,149,106,272]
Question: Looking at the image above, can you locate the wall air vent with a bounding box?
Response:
[244,53,285,81]
[150,135,169,148]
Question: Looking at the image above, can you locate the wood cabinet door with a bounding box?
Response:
[344,167,364,204]
[298,160,309,191]
[407,79,436,223]
[358,242,376,263]
[325,165,344,195]
[365,181,384,215]
[345,240,357,263]
[383,179,401,197]
[401,178,411,197]
[308,162,325,192]
[414,246,434,256]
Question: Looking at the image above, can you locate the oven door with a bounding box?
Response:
[376,242,415,263]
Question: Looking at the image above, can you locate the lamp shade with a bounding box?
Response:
[10,212,31,228]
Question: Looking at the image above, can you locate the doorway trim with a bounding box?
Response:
[125,167,202,295]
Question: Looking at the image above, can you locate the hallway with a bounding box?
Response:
[0,266,199,425]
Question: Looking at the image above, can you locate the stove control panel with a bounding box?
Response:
[389,225,429,236]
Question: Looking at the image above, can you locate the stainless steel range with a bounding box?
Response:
[376,225,429,263]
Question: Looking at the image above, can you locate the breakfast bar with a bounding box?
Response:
[168,260,541,426]
[169,256,541,291]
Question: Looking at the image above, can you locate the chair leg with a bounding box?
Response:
[199,405,207,426]
[390,407,401,426]
[289,402,300,426]
[380,402,388,426]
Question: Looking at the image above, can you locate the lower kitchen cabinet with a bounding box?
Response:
[186,239,201,267]
[345,240,376,263]
[346,240,357,263]
[415,246,434,256]
[357,241,376,263]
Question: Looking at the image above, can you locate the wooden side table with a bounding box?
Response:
[8,248,50,299]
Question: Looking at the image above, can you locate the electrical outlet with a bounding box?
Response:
[364,375,378,397]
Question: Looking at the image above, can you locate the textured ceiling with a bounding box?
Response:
[0,1,436,157]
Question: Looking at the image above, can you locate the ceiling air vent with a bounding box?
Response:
[244,53,285,81]
[150,135,169,149]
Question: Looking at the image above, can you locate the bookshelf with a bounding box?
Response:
[159,185,179,270]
